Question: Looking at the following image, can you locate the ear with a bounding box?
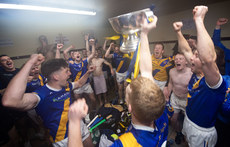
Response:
[52,73,59,81]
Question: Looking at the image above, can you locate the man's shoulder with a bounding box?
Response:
[33,84,48,95]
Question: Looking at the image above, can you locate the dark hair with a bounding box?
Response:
[41,58,68,80]
[183,34,197,40]
[189,35,197,40]
[155,43,164,50]
[0,55,9,58]
[110,40,116,44]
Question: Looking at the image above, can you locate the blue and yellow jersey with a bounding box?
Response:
[26,74,46,93]
[34,82,73,143]
[186,74,227,128]
[113,53,131,73]
[69,59,89,82]
[68,57,74,61]
[111,111,168,147]
[152,55,174,81]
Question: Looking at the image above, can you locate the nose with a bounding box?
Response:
[68,71,71,76]
[190,55,195,63]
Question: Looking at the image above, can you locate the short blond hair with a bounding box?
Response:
[128,77,165,124]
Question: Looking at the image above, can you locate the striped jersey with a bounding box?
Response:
[152,55,174,81]
[34,82,73,142]
[113,53,131,73]
[69,59,89,82]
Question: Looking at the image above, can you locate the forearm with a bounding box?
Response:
[74,71,90,89]
[87,45,95,62]
[103,40,107,51]
[195,19,216,63]
[140,32,153,79]
[177,31,192,61]
[167,79,173,94]
[105,47,112,58]
[86,39,90,57]
[55,49,61,59]
[63,46,72,60]
[68,119,83,147]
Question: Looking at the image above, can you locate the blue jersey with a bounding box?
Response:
[217,75,230,123]
[111,111,168,147]
[34,82,73,143]
[186,74,227,128]
[68,57,73,61]
[113,53,131,73]
[212,29,230,75]
[69,59,89,82]
[26,74,46,93]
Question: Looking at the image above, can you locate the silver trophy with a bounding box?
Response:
[109,8,154,53]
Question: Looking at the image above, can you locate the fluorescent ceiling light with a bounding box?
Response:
[0,3,96,16]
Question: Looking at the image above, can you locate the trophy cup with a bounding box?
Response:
[109,8,154,53]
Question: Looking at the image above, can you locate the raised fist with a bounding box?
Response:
[85,34,89,41]
[216,18,228,26]
[89,39,95,46]
[57,44,64,50]
[141,15,158,34]
[173,22,183,32]
[69,99,88,121]
[193,6,208,21]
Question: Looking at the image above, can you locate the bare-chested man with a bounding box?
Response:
[165,53,192,144]
[91,50,114,106]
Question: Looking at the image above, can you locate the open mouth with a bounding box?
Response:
[6,62,13,67]
[155,52,159,55]
[176,63,181,67]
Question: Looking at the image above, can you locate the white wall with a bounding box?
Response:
[0,1,230,67]
[148,1,230,56]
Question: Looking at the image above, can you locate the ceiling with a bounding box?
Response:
[2,0,229,17]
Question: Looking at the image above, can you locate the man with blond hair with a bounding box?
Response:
[68,14,170,147]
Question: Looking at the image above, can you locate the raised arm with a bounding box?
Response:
[139,15,158,81]
[73,65,95,89]
[85,34,91,57]
[193,6,219,86]
[104,43,114,59]
[2,54,44,110]
[213,18,228,51]
[63,45,75,60]
[173,22,193,65]
[55,44,63,59]
[68,99,88,147]
[102,40,108,51]
[86,39,96,62]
